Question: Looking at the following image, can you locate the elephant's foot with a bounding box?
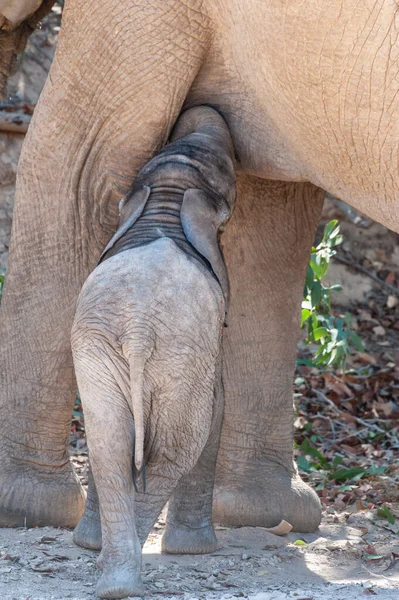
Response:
[96,569,144,599]
[162,521,220,554]
[73,510,102,550]
[97,551,144,599]
[96,568,144,599]
[0,464,85,528]
[213,460,322,533]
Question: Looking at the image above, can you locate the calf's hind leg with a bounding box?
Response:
[162,366,223,554]
[74,363,224,555]
[73,353,144,599]
[73,462,102,550]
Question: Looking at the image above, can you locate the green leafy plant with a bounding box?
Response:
[0,270,4,301]
[301,220,364,368]
[297,438,387,485]
[377,505,396,525]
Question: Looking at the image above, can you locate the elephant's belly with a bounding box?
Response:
[187,75,307,183]
[190,0,399,232]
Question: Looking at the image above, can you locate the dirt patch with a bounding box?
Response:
[0,517,398,600]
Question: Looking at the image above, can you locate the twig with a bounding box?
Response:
[352,415,399,444]
[29,37,53,62]
[26,50,50,72]
[0,102,22,110]
[309,414,336,440]
[312,389,341,414]
[0,111,30,133]
[332,197,370,228]
[155,592,184,596]
[334,254,399,296]
[361,563,392,581]
[330,427,369,444]
[329,443,363,459]
[363,418,395,424]
[312,389,399,444]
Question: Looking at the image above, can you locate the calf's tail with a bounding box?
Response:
[128,355,147,492]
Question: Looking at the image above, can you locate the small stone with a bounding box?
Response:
[362,581,374,589]
[387,295,398,308]
[364,250,376,262]
[18,559,28,567]
[373,325,386,336]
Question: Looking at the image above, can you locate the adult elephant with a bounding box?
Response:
[0,0,397,533]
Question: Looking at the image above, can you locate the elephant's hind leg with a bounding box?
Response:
[0,0,211,528]
[162,365,224,555]
[73,350,144,599]
[213,174,324,532]
[73,463,102,550]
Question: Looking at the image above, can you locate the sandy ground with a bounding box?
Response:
[0,512,399,600]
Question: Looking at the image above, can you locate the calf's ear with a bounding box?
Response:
[181,188,230,309]
[100,185,151,260]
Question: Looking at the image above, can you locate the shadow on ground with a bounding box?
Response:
[0,518,398,600]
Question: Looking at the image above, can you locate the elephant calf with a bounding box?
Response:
[71,106,236,598]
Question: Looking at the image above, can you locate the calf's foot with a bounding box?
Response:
[73,467,102,550]
[73,511,102,550]
[97,549,144,599]
[96,567,144,599]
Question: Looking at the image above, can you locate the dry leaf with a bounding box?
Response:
[358,310,373,322]
[264,520,293,535]
[385,271,396,285]
[357,352,377,364]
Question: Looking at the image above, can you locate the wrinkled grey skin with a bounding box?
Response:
[71,107,235,598]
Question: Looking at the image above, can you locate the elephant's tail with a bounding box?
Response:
[129,357,146,492]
